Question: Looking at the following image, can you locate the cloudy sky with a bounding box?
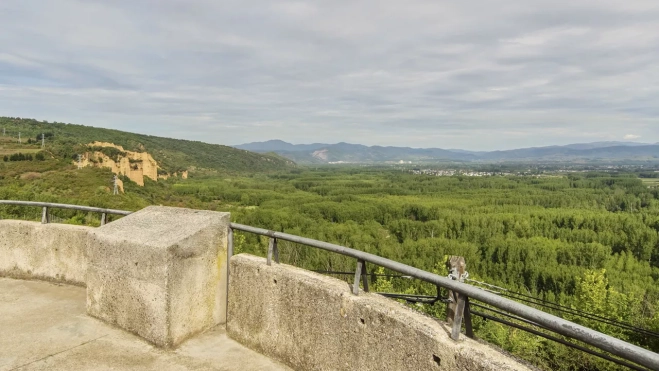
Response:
[1,0,658,150]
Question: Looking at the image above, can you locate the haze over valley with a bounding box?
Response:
[236,139,659,164]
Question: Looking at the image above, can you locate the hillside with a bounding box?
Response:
[0,117,295,174]
[236,140,659,164]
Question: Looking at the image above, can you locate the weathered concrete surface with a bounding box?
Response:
[0,277,291,371]
[0,220,90,285]
[87,206,230,348]
[228,254,532,371]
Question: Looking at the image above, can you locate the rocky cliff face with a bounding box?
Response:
[78,142,185,187]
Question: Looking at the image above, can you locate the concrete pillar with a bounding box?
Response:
[86,206,230,348]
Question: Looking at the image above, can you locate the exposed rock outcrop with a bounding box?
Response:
[76,142,186,187]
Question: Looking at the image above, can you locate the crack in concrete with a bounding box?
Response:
[8,335,109,370]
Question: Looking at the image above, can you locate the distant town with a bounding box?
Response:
[410,169,514,177]
[409,164,659,178]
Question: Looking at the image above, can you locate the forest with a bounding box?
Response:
[1,157,658,370]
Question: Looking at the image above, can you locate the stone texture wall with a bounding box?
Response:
[0,220,91,285]
[227,254,532,371]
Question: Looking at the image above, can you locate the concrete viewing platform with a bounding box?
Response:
[0,206,533,371]
[0,278,291,371]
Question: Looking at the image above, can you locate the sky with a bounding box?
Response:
[1,0,658,151]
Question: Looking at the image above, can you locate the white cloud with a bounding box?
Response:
[0,0,659,150]
[624,134,641,140]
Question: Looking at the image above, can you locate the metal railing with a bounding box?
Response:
[0,200,132,225]
[229,223,659,371]
[1,200,657,370]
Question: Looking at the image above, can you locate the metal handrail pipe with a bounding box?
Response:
[229,222,659,370]
[0,200,133,216]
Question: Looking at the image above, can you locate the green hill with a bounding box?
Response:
[0,117,295,174]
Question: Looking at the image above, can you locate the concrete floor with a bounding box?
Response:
[0,278,292,371]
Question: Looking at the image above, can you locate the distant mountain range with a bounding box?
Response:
[234,140,659,164]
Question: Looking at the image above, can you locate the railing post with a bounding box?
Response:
[274,239,279,263]
[352,259,364,295]
[267,237,278,266]
[447,256,471,340]
[100,212,107,226]
[228,227,234,260]
[226,227,233,324]
[41,206,49,224]
[361,260,369,292]
[451,293,467,340]
[464,297,474,339]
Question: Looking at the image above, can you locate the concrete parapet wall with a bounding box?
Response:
[87,206,230,348]
[227,254,531,371]
[0,220,90,285]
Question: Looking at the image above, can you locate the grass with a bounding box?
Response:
[640,178,659,187]
[0,148,42,156]
[0,136,43,156]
